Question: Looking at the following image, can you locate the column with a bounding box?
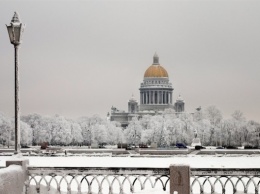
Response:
[157,91,159,104]
[153,91,157,104]
[162,91,164,104]
[150,91,152,104]
[161,91,163,104]
[155,91,158,104]
[164,91,166,104]
[152,91,154,104]
[149,91,151,104]
[168,92,171,104]
[142,92,145,104]
[158,91,160,104]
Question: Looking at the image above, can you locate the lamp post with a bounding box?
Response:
[6,12,25,154]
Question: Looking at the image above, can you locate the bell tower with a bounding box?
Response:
[174,95,185,112]
[128,95,138,113]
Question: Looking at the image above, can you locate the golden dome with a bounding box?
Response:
[144,53,168,78]
[144,65,168,78]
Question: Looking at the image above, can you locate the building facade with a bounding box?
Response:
[109,54,185,127]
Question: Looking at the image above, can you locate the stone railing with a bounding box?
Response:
[26,165,260,194]
[0,159,260,194]
[0,158,28,194]
[191,168,260,194]
[27,166,170,194]
[1,160,259,194]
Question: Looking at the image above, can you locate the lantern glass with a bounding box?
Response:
[7,24,24,45]
[6,25,14,43]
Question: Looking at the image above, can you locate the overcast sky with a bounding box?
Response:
[0,0,259,121]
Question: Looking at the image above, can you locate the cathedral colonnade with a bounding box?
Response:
[140,91,172,105]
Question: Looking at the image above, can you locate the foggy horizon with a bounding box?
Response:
[0,0,260,122]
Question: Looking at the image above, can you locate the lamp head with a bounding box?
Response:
[6,12,25,46]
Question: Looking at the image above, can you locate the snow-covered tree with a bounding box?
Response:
[193,108,204,122]
[92,124,107,144]
[178,113,194,144]
[165,118,182,146]
[204,106,223,145]
[140,115,152,130]
[247,120,260,146]
[195,119,211,145]
[78,115,105,145]
[205,106,223,126]
[124,117,142,145]
[77,116,90,145]
[21,114,44,145]
[50,115,72,145]
[20,121,32,146]
[0,113,32,147]
[106,121,124,144]
[70,120,83,144]
[0,113,13,147]
[144,115,163,145]
[232,110,246,122]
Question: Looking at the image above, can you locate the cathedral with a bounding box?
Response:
[109,54,185,127]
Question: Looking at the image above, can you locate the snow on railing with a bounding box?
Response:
[0,165,25,194]
[26,166,260,194]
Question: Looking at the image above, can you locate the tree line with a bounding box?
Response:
[126,107,260,147]
[0,106,259,147]
[0,113,123,147]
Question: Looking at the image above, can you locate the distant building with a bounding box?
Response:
[109,54,185,127]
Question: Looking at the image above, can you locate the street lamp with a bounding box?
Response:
[6,12,25,154]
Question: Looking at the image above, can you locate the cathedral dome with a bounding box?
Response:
[144,65,168,78]
[144,53,168,78]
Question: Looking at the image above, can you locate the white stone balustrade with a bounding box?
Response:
[0,158,29,194]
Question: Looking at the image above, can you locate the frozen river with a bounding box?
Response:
[1,155,260,168]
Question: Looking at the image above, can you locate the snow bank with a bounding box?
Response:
[28,185,169,194]
[0,165,24,194]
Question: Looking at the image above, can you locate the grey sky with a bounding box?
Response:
[0,0,259,121]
